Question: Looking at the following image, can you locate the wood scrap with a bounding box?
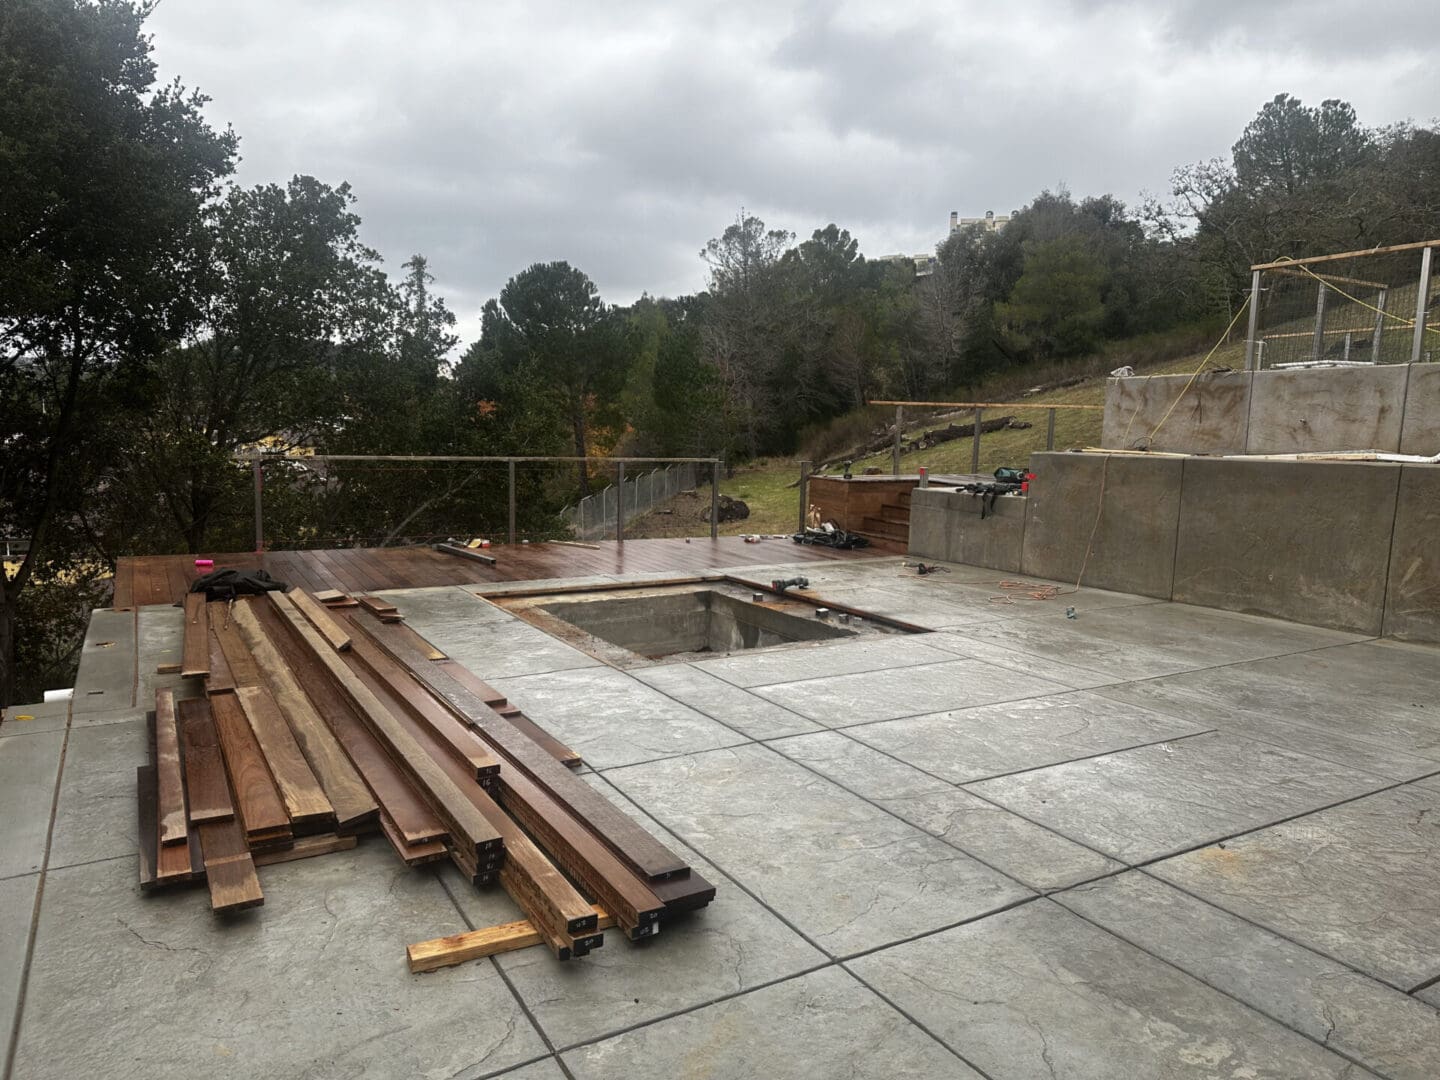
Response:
[312,589,346,603]
[156,661,182,675]
[408,907,615,974]
[433,542,497,567]
[356,594,402,621]
[181,593,210,678]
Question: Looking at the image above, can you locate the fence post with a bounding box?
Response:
[971,407,983,474]
[1413,245,1434,364]
[1244,270,1263,370]
[891,405,903,475]
[616,462,625,543]
[252,455,264,554]
[507,459,516,545]
[1045,408,1056,451]
[1311,281,1328,361]
[710,459,720,541]
[797,460,811,533]
[1372,288,1388,362]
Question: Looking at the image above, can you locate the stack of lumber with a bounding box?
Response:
[137,587,714,962]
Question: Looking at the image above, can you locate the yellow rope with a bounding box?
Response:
[1145,298,1252,441]
[1271,255,1439,336]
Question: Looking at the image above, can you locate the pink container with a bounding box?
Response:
[194,559,214,570]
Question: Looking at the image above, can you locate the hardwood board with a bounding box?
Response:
[651,867,718,914]
[389,621,446,661]
[408,907,615,973]
[154,688,187,845]
[380,813,448,865]
[356,594,399,619]
[234,684,335,828]
[211,607,261,687]
[312,589,346,603]
[357,612,690,882]
[251,599,445,845]
[342,649,597,943]
[156,661,182,675]
[208,690,292,842]
[337,622,499,781]
[206,626,236,693]
[288,588,352,652]
[434,542,497,566]
[270,592,501,865]
[178,698,235,824]
[137,765,159,888]
[180,593,210,678]
[198,840,264,912]
[253,833,357,867]
[438,661,581,768]
[231,600,378,831]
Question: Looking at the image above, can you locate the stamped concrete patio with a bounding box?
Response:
[4,555,1440,1078]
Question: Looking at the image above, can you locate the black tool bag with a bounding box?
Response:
[187,568,288,601]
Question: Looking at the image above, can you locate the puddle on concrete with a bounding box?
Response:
[495,580,916,668]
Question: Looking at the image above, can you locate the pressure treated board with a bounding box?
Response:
[408,908,615,973]
[231,600,378,830]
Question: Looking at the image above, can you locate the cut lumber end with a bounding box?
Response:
[156,662,182,675]
[407,908,614,973]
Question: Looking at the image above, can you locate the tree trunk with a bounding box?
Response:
[0,597,18,708]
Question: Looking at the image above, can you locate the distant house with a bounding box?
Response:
[877,209,1015,278]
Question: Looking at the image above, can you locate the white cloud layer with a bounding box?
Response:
[146,0,1440,343]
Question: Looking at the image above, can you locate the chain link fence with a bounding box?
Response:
[561,463,700,541]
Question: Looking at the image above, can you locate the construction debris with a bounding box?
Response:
[138,588,715,963]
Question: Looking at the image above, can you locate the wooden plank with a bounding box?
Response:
[389,621,446,661]
[312,589,346,603]
[338,624,500,782]
[342,649,598,946]
[288,588,352,651]
[651,867,718,914]
[250,598,445,845]
[434,542,497,567]
[409,908,615,973]
[438,661,581,768]
[211,608,260,687]
[181,593,210,678]
[253,833,357,867]
[269,592,503,868]
[156,661,182,675]
[178,698,264,911]
[356,594,400,621]
[154,688,187,845]
[206,626,236,693]
[231,600,378,831]
[380,812,448,866]
[137,765,159,888]
[1251,238,1440,270]
[356,612,690,882]
[208,690,292,843]
[178,698,235,824]
[234,684,335,829]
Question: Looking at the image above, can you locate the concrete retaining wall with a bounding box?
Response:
[909,450,1440,642]
[1103,363,1440,455]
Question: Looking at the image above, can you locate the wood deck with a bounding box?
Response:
[114,538,872,607]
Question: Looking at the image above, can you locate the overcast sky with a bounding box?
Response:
[147,0,1438,344]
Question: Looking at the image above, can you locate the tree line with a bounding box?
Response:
[3,0,1438,702]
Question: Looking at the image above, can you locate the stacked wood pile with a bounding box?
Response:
[138,588,714,963]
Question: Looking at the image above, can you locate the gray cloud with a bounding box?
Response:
[146,0,1438,344]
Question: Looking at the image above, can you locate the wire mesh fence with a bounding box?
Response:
[560,463,701,541]
[1248,242,1438,369]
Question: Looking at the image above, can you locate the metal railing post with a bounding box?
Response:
[710,459,720,541]
[1045,407,1056,451]
[891,405,903,475]
[1372,288,1388,362]
[507,459,516,545]
[1244,270,1263,370]
[615,462,625,543]
[252,456,264,554]
[1413,245,1434,364]
[971,407,983,474]
[797,460,811,532]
